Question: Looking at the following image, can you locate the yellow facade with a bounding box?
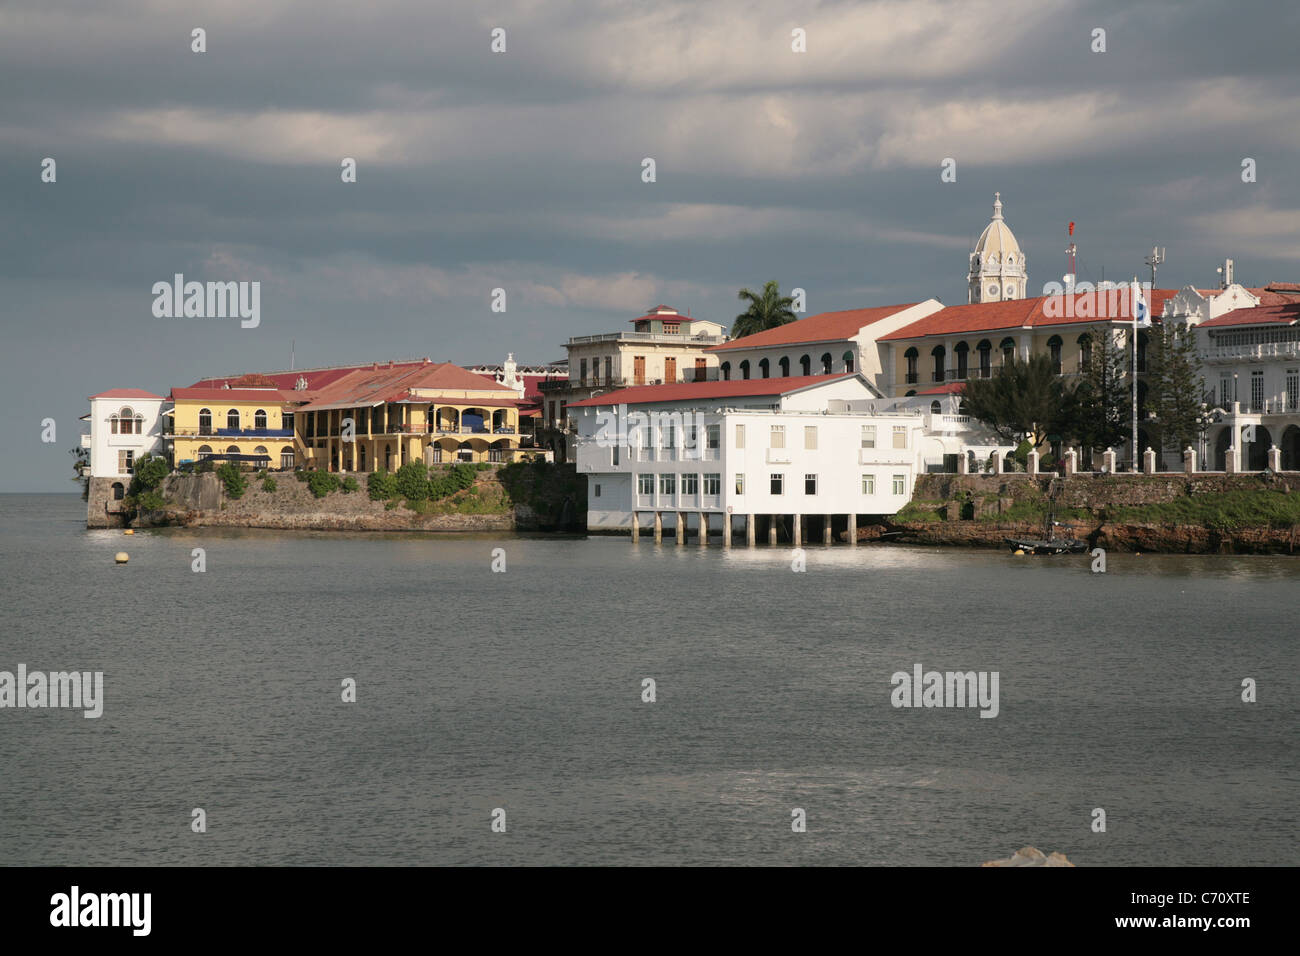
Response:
[169,394,300,468]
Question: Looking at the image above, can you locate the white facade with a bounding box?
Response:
[573,375,999,532]
[968,193,1027,304]
[83,391,167,478]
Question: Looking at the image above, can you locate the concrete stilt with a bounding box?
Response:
[653,511,662,543]
[631,511,639,542]
[746,513,755,547]
[768,515,778,546]
[792,513,802,546]
[723,514,732,548]
[676,512,685,545]
[823,514,832,545]
[698,512,707,547]
[848,513,857,546]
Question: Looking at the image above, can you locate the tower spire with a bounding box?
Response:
[992,191,1003,221]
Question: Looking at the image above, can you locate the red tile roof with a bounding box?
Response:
[169,387,299,402]
[709,304,923,352]
[1200,302,1300,328]
[295,362,518,411]
[1246,285,1300,306]
[191,360,432,391]
[916,382,966,395]
[89,388,163,400]
[879,289,1178,341]
[569,374,853,407]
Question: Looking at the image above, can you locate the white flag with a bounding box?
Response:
[1131,281,1152,327]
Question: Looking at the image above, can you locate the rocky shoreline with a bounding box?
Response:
[867,519,1300,554]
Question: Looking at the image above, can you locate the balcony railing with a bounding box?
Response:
[566,332,727,346]
[215,427,294,438]
[1201,341,1300,362]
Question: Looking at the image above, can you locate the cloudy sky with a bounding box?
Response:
[5,0,1300,490]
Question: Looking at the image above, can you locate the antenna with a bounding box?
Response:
[1144,246,1166,288]
[1064,222,1077,294]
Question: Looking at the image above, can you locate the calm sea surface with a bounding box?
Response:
[0,493,1294,866]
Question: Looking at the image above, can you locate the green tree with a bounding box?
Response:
[394,462,430,501]
[368,469,396,500]
[216,461,248,499]
[732,280,797,338]
[307,471,340,498]
[1149,322,1205,457]
[1073,328,1130,453]
[960,353,1077,449]
[70,445,90,500]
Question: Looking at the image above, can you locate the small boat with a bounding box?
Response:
[1005,536,1087,555]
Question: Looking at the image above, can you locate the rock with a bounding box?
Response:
[981,846,1075,867]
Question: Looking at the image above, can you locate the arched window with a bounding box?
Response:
[227,409,240,430]
[999,337,1016,364]
[954,342,969,380]
[931,345,946,382]
[904,347,919,384]
[779,356,790,377]
[1047,335,1063,374]
[199,408,212,435]
[111,482,125,500]
[799,354,811,376]
[254,409,267,429]
[720,361,731,381]
[820,353,833,374]
[1077,333,1093,369]
[930,400,942,414]
[226,445,240,456]
[758,357,770,379]
[197,445,213,458]
[739,360,750,380]
[254,445,268,463]
[842,351,854,373]
[976,340,992,378]
[905,390,917,397]
[280,446,295,469]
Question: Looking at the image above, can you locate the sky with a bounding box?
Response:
[5,0,1300,491]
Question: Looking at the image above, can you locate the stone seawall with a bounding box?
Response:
[102,463,586,533]
[894,471,1300,554]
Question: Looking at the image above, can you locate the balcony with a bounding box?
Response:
[1201,341,1300,363]
[566,331,727,346]
[215,427,294,438]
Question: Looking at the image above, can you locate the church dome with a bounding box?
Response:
[968,192,1026,303]
[973,193,1021,262]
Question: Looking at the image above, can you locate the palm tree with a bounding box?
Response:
[732,280,797,338]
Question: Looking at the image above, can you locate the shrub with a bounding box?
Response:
[368,470,396,500]
[294,469,310,482]
[475,461,493,471]
[262,476,277,493]
[394,462,430,501]
[342,476,359,493]
[307,471,340,499]
[216,461,247,499]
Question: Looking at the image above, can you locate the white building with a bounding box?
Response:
[968,192,1028,303]
[82,389,167,479]
[571,373,1005,542]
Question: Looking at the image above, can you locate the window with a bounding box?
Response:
[770,425,785,449]
[931,345,945,382]
[892,474,906,495]
[682,473,699,495]
[800,355,811,376]
[612,444,620,466]
[721,362,731,381]
[605,357,612,383]
[861,474,875,494]
[892,426,907,449]
[118,449,134,474]
[804,426,817,449]
[111,482,125,500]
[684,424,698,457]
[659,473,676,496]
[1288,370,1299,411]
[735,424,745,448]
[930,401,941,415]
[254,445,269,464]
[226,445,240,455]
[861,425,876,449]
[1251,369,1264,412]
[593,483,601,498]
[1047,335,1063,374]
[779,356,790,377]
[1000,337,1016,364]
[197,445,213,458]
[804,474,817,495]
[843,351,855,373]
[280,447,294,469]
[580,358,588,383]
[638,474,654,496]
[759,357,770,379]
[904,348,918,384]
[977,340,992,377]
[739,360,750,380]
[735,473,745,494]
[954,342,969,380]
[254,409,268,429]
[199,408,212,434]
[1221,374,1234,407]
[227,409,240,430]
[820,353,833,374]
[663,423,676,451]
[282,412,294,431]
[770,473,784,495]
[706,424,720,457]
[703,473,720,496]
[1078,334,1092,370]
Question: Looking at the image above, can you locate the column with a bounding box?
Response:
[792,513,802,546]
[631,511,639,542]
[768,516,778,546]
[723,514,732,549]
[1269,445,1282,472]
[823,515,832,545]
[698,512,707,547]
[746,514,755,548]
[848,513,857,547]
[1184,447,1197,475]
[653,511,662,543]
[676,512,685,545]
[1142,447,1157,474]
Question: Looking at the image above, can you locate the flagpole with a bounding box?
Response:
[1131,278,1138,472]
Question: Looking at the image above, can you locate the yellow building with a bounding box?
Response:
[293,360,526,470]
[167,380,299,469]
